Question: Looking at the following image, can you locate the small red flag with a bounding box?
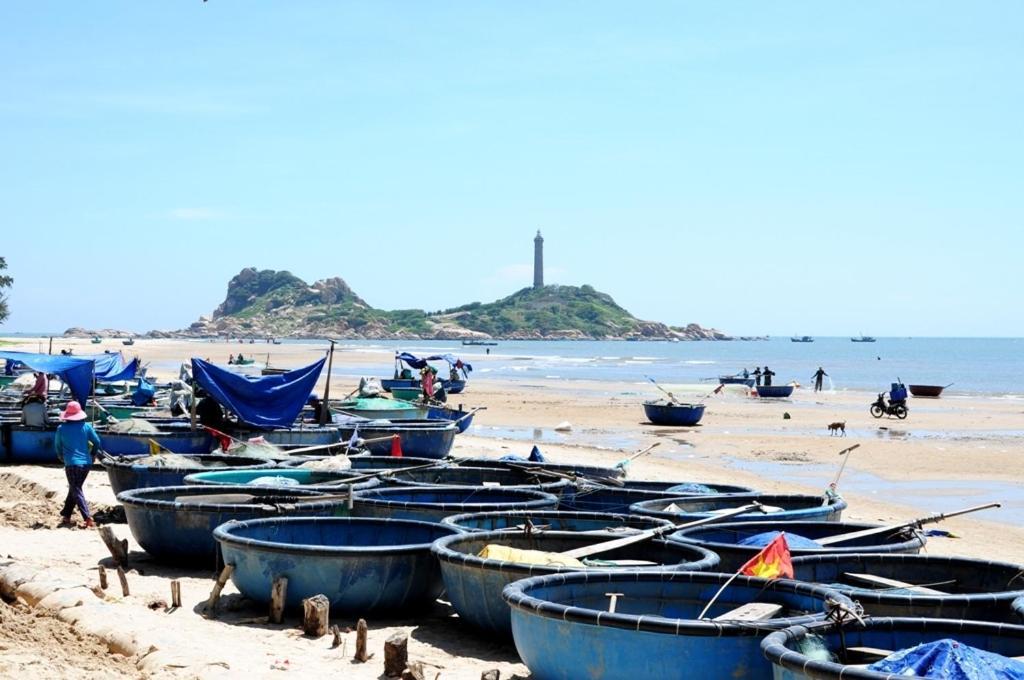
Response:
[739,533,793,579]
[203,425,233,452]
[390,435,403,457]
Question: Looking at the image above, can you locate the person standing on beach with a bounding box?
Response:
[753,367,762,386]
[54,401,102,529]
[812,367,828,392]
[762,366,775,386]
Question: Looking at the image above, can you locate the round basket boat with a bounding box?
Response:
[642,400,706,426]
[182,468,382,493]
[348,455,444,471]
[761,617,1024,680]
[351,486,559,523]
[562,481,752,514]
[631,493,848,524]
[621,479,756,494]
[118,485,349,565]
[457,457,620,482]
[669,520,927,572]
[755,384,795,398]
[503,571,851,680]
[214,517,460,613]
[908,384,946,398]
[434,529,718,637]
[790,553,1024,623]
[385,466,571,495]
[103,454,275,495]
[440,509,672,534]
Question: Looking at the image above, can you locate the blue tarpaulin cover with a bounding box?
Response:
[737,531,822,549]
[191,357,326,429]
[396,352,473,374]
[667,482,717,494]
[0,351,93,403]
[86,353,140,382]
[868,639,1024,679]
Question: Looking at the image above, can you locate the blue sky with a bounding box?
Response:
[1,2,1020,337]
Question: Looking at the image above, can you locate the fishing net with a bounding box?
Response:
[867,639,1024,679]
[137,452,210,469]
[667,483,717,494]
[246,475,301,487]
[358,377,385,397]
[226,437,286,460]
[294,456,352,471]
[737,531,822,549]
[106,418,161,434]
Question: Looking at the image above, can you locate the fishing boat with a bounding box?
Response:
[462,339,497,346]
[561,481,754,514]
[91,336,102,344]
[351,486,559,523]
[762,617,1024,680]
[908,383,949,397]
[381,377,467,394]
[214,517,460,613]
[642,400,705,426]
[333,419,458,459]
[440,509,673,534]
[389,385,422,401]
[385,466,571,495]
[669,520,927,571]
[790,553,1024,622]
[122,338,135,346]
[118,485,349,564]
[433,530,719,637]
[631,493,847,524]
[102,453,274,495]
[382,351,471,394]
[458,457,621,482]
[425,404,478,433]
[756,384,795,398]
[790,336,814,343]
[332,396,430,421]
[718,374,755,387]
[98,423,216,457]
[229,358,255,365]
[184,468,383,493]
[504,571,851,680]
[851,334,876,342]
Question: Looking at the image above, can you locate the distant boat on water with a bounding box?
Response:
[790,335,814,343]
[851,334,876,343]
[462,339,497,346]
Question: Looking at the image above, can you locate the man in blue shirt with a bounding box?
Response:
[54,401,102,528]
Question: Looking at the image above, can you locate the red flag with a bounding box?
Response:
[390,435,403,457]
[202,426,233,452]
[739,533,793,579]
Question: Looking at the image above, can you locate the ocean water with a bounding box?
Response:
[316,337,1024,397]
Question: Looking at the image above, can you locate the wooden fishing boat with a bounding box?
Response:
[762,617,1024,680]
[381,378,467,394]
[718,374,755,387]
[230,358,255,365]
[756,384,794,398]
[389,385,422,401]
[504,571,851,680]
[332,396,430,421]
[669,520,927,572]
[91,336,102,344]
[103,453,274,495]
[631,493,847,524]
[908,383,948,397]
[333,419,458,459]
[790,336,814,343]
[433,530,719,637]
[790,553,1024,622]
[122,338,135,346]
[425,404,477,433]
[386,466,571,495]
[214,517,460,613]
[462,339,497,346]
[184,468,382,493]
[439,509,673,534]
[118,485,349,564]
[851,334,876,342]
[236,425,342,449]
[351,486,559,523]
[458,457,621,482]
[98,424,216,457]
[642,400,705,426]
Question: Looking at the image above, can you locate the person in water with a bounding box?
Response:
[54,401,102,528]
[812,367,828,392]
[762,366,775,386]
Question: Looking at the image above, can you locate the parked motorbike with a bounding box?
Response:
[870,392,908,419]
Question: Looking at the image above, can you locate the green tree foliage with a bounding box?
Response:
[0,257,12,325]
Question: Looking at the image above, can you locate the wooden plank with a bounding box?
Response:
[712,602,782,622]
[844,572,946,595]
[269,576,288,624]
[846,646,893,660]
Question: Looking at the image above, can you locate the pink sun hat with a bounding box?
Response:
[60,401,87,422]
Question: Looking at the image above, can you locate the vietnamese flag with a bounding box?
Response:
[739,533,793,579]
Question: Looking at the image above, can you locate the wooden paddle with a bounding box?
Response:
[816,503,1001,546]
[302,459,452,488]
[561,502,764,559]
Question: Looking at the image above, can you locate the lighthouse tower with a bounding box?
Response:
[533,231,544,288]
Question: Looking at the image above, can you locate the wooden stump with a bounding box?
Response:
[301,594,330,637]
[269,576,288,624]
[383,632,408,678]
[98,526,129,567]
[354,618,370,662]
[481,671,501,680]
[403,662,428,680]
[330,624,343,649]
[116,566,129,596]
[204,564,234,617]
[97,565,108,590]
[170,580,182,609]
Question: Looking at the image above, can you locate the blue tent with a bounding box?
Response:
[0,351,93,403]
[191,357,326,429]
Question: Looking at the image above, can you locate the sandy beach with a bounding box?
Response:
[2,336,1023,678]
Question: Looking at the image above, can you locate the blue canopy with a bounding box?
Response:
[0,351,93,403]
[396,352,472,374]
[191,357,326,429]
[869,639,1024,679]
[86,352,140,382]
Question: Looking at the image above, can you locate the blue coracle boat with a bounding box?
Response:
[103,453,274,495]
[642,400,706,426]
[440,509,672,534]
[352,486,559,523]
[183,467,382,493]
[385,466,571,495]
[755,385,794,398]
[503,571,851,680]
[561,481,753,514]
[118,485,350,564]
[433,530,719,637]
[630,493,848,523]
[459,457,620,482]
[670,520,927,572]
[334,420,458,459]
[762,617,1024,680]
[214,517,460,613]
[426,405,477,433]
[791,553,1024,622]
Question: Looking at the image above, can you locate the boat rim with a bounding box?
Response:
[353,485,559,511]
[670,520,926,552]
[116,484,346,512]
[439,509,674,531]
